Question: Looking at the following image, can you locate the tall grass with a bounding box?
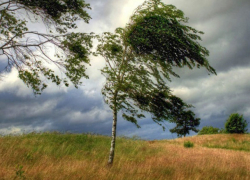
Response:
[0,132,250,179]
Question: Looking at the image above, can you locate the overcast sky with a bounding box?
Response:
[0,0,250,140]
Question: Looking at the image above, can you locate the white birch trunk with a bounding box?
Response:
[108,93,118,165]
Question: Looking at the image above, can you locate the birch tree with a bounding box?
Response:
[96,0,216,165]
[0,0,93,94]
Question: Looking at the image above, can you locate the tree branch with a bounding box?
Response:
[0,31,61,49]
[0,0,14,7]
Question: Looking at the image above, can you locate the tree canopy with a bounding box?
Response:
[126,0,216,73]
[0,0,93,94]
[96,0,216,165]
[225,113,248,134]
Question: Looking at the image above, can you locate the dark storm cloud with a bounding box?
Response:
[167,0,250,75]
[200,0,249,71]
[55,89,102,113]
[0,92,64,127]
[0,88,112,134]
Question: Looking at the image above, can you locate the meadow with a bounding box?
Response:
[0,132,249,180]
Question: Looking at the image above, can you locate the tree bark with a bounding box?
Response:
[108,93,118,165]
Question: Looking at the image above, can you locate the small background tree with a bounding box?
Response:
[225,113,248,134]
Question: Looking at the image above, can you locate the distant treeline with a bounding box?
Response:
[198,113,248,135]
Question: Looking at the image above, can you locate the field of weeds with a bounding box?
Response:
[0,133,249,180]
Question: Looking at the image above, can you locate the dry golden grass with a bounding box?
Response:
[0,133,250,180]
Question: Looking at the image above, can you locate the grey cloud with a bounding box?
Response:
[166,0,249,24]
[166,0,250,73]
[165,0,250,93]
[80,0,135,33]
[0,89,112,134]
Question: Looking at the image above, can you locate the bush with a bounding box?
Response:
[184,141,194,148]
[198,126,220,135]
[225,113,248,134]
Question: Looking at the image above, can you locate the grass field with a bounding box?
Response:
[0,132,249,180]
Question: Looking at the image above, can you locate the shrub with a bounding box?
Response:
[184,141,194,148]
[225,113,248,134]
[198,126,220,135]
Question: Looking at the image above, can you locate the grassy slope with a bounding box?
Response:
[0,133,250,180]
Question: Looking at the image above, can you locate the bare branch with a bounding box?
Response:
[0,0,14,7]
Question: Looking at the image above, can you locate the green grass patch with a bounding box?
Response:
[184,141,194,148]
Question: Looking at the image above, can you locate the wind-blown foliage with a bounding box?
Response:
[126,0,216,74]
[96,0,216,165]
[0,0,93,94]
[169,99,200,137]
